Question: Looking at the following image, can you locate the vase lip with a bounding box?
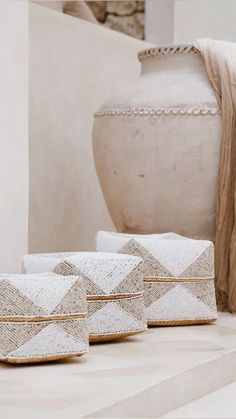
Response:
[138,44,200,62]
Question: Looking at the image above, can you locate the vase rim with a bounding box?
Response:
[138,44,200,61]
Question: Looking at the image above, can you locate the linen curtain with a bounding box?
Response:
[194,39,236,311]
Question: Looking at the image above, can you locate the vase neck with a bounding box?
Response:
[138,44,204,75]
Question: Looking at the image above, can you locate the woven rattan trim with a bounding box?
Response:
[2,352,85,364]
[144,277,215,283]
[147,318,217,326]
[87,292,143,301]
[0,312,87,323]
[89,329,145,342]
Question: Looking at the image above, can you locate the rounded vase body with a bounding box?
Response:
[93,45,221,240]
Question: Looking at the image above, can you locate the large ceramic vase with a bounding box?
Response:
[92,45,221,240]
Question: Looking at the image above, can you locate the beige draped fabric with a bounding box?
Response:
[194,39,236,311]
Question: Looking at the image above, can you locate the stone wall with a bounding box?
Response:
[88,1,145,39]
[64,1,145,40]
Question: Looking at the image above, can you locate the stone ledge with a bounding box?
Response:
[1,313,236,418]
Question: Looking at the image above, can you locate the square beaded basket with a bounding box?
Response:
[0,273,88,364]
[96,232,218,326]
[22,252,147,342]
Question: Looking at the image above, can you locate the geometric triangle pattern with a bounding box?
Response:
[0,274,89,363]
[96,231,217,326]
[8,275,78,314]
[138,240,211,277]
[23,252,144,295]
[88,302,143,335]
[22,252,147,341]
[119,239,214,278]
[0,274,87,318]
[88,296,146,341]
[96,231,215,279]
[55,261,105,296]
[117,295,146,323]
[118,239,173,278]
[58,252,143,295]
[56,259,147,340]
[0,319,89,363]
[96,231,185,253]
[145,283,217,323]
[0,279,45,317]
[55,259,145,296]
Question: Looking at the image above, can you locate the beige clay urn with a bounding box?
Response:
[92,45,221,240]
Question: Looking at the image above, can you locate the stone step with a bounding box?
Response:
[160,380,236,418]
[1,313,236,418]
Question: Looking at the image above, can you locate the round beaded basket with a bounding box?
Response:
[96,232,218,326]
[23,252,147,342]
[0,273,88,364]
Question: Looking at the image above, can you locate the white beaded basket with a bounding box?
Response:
[23,252,147,342]
[96,232,218,326]
[0,273,88,364]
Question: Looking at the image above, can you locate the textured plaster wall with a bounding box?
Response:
[31,1,63,12]
[145,0,174,45]
[145,0,236,44]
[29,3,152,253]
[174,0,236,44]
[0,1,28,271]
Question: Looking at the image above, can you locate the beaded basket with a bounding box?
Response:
[96,232,218,326]
[23,252,147,342]
[0,273,88,364]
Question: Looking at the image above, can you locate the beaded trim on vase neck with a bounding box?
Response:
[94,107,221,118]
[138,45,199,61]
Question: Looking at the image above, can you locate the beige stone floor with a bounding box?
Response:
[160,380,236,418]
[1,313,236,418]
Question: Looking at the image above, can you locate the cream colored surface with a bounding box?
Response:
[63,1,98,23]
[160,380,236,418]
[0,313,236,418]
[175,0,236,44]
[145,0,236,44]
[0,1,28,272]
[145,0,175,45]
[29,3,152,253]
[31,1,63,12]
[93,48,221,239]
